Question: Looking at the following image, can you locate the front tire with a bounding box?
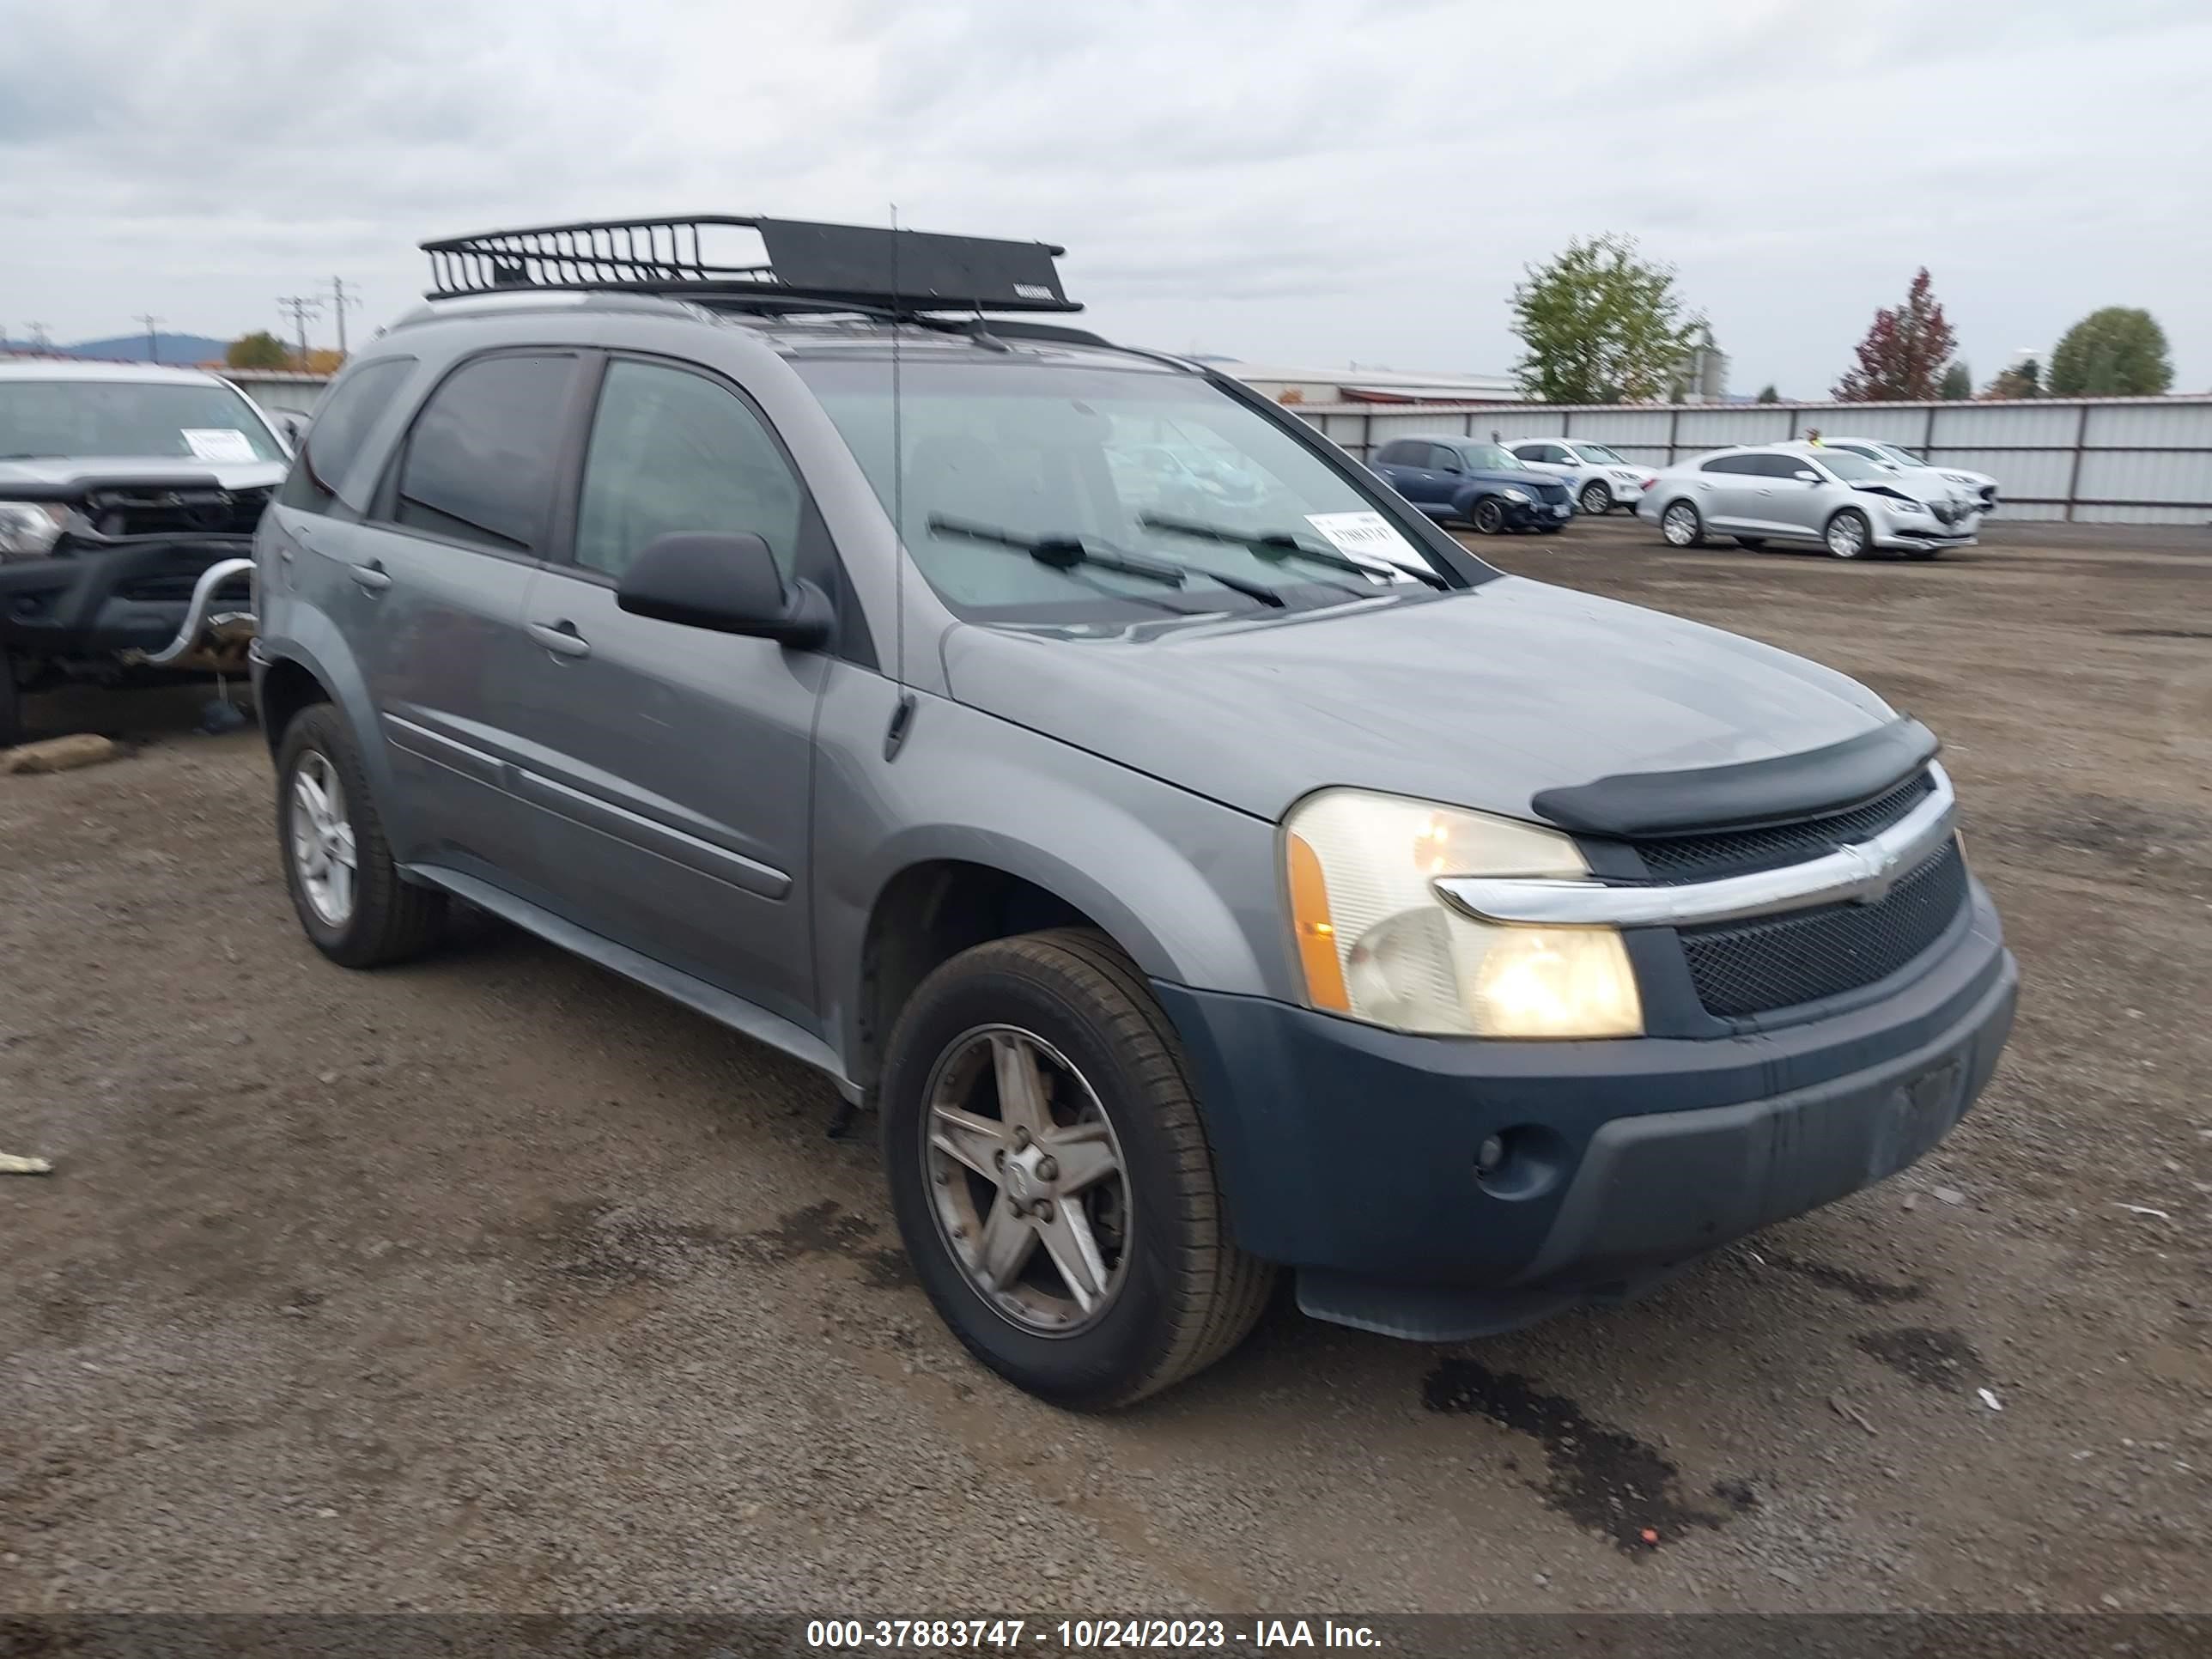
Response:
[1578,480,1613,515]
[881,928,1274,1410]
[1825,507,1872,560]
[276,702,446,968]
[1660,500,1705,547]
[1468,496,1506,536]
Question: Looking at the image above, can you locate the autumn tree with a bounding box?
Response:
[2046,307,2172,396]
[226,331,290,369]
[1832,268,1957,401]
[1940,362,1972,400]
[1510,234,1704,404]
[1984,357,2042,399]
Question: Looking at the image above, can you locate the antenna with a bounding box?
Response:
[883,203,918,762]
[890,206,907,687]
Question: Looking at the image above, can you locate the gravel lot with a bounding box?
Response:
[3,518,2207,1615]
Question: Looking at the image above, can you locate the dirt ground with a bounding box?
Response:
[3,518,2207,1616]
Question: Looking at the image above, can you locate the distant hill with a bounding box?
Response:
[50,332,232,366]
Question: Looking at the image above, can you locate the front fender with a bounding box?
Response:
[811,669,1291,1075]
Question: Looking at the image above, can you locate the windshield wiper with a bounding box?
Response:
[927,515,1289,608]
[1139,513,1450,590]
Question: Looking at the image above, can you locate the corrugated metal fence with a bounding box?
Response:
[1291,396,2212,525]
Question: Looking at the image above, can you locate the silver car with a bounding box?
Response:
[1503,436,1659,515]
[252,214,2016,1407]
[1640,442,1981,560]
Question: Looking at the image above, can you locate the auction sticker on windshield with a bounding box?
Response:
[181,428,258,463]
[1304,511,1422,573]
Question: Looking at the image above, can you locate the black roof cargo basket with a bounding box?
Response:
[421,215,1079,316]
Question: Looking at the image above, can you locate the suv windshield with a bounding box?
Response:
[793,355,1454,621]
[1875,444,1930,468]
[0,380,286,463]
[1575,443,1626,465]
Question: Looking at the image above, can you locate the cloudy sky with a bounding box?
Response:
[4,0,2208,395]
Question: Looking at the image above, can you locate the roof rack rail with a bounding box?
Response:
[420,215,1080,317]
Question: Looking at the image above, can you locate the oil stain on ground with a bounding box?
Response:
[1855,1326,1990,1395]
[1423,1358,1734,1553]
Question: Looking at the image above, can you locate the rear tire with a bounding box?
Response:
[1578,480,1613,515]
[1733,537,1767,550]
[881,928,1275,1409]
[1468,497,1506,536]
[1660,500,1705,547]
[276,702,446,969]
[1824,507,1872,560]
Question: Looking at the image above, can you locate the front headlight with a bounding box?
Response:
[1283,789,1643,1038]
[1501,489,1530,505]
[1888,499,1927,517]
[0,501,70,559]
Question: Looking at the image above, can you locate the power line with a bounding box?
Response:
[276,295,322,364]
[327,276,361,357]
[134,313,164,363]
[24,322,53,351]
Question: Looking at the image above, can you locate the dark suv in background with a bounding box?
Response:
[1369,436,1574,534]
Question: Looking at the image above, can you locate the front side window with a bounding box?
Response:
[793,355,1460,622]
[573,360,803,580]
[392,354,580,555]
[0,378,287,464]
[276,358,415,514]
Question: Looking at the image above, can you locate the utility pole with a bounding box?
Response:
[26,322,52,352]
[276,295,322,366]
[326,276,361,358]
[135,313,164,362]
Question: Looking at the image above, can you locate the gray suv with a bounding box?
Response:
[252,216,2019,1407]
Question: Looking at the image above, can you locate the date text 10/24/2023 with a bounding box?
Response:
[805,1619,1383,1650]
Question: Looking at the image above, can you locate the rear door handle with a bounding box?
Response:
[527,620,591,659]
[348,561,392,593]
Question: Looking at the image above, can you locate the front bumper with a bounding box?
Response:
[1156,882,2016,1340]
[1504,496,1575,528]
[1874,524,1978,552]
[0,538,256,665]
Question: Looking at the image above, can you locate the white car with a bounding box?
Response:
[1817,437,1998,515]
[1504,437,1658,516]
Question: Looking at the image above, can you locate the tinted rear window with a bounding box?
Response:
[276,358,415,514]
[391,354,580,554]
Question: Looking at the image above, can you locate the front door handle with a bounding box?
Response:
[527,620,592,659]
[348,561,392,593]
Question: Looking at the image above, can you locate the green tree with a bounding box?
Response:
[225,331,291,370]
[2046,307,2173,396]
[1984,357,2042,399]
[1833,268,1957,401]
[1939,361,1972,400]
[1509,234,1704,404]
[1754,384,1779,404]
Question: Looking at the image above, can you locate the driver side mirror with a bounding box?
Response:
[617,531,831,648]
[272,410,309,452]
[1793,470,1821,483]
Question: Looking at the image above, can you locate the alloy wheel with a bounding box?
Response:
[922,1025,1131,1336]
[1662,501,1699,546]
[1826,513,1869,559]
[289,750,357,926]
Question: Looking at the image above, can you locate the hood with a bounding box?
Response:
[0,456,289,496]
[942,577,1898,823]
[1468,466,1562,491]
